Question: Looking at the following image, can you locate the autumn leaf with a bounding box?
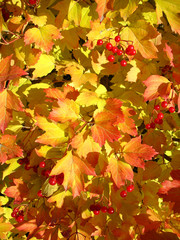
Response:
[49,98,80,123]
[50,151,96,198]
[104,98,124,124]
[24,25,61,53]
[0,135,23,164]
[4,178,29,204]
[0,89,24,133]
[116,0,140,21]
[106,155,134,188]
[35,116,68,147]
[91,112,121,147]
[123,136,158,169]
[95,0,114,21]
[143,75,171,102]
[0,218,13,239]
[0,55,12,83]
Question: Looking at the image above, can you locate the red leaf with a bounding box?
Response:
[91,112,121,147]
[140,231,179,240]
[104,98,124,124]
[123,136,158,169]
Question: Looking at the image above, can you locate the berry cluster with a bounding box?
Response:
[120,184,135,198]
[145,100,176,130]
[11,207,24,223]
[97,36,136,66]
[90,204,114,215]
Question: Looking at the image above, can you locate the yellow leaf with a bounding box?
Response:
[68,1,81,26]
[31,54,55,79]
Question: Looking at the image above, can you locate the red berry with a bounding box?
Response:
[94,204,101,211]
[154,118,160,124]
[18,210,24,216]
[169,107,175,113]
[56,173,64,185]
[44,170,51,178]
[24,164,31,170]
[125,48,131,55]
[154,104,160,110]
[106,43,113,50]
[97,39,103,45]
[117,49,123,55]
[120,190,127,198]
[37,190,43,197]
[107,207,114,214]
[101,206,108,213]
[16,215,24,223]
[126,184,134,192]
[29,0,37,5]
[112,46,118,53]
[39,161,46,168]
[108,55,115,62]
[11,212,17,218]
[115,35,121,42]
[93,210,100,215]
[18,159,24,165]
[150,122,156,129]
[130,49,136,55]
[157,112,164,119]
[13,207,19,213]
[145,123,151,129]
[127,45,134,51]
[158,119,163,125]
[90,204,96,211]
[49,176,57,185]
[120,60,127,66]
[161,101,168,108]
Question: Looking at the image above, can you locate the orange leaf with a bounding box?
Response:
[0,89,24,133]
[91,112,121,147]
[123,136,158,169]
[106,155,133,188]
[50,151,96,198]
[4,178,29,204]
[104,98,124,124]
[0,135,23,164]
[24,25,61,53]
[143,75,171,102]
[95,0,114,21]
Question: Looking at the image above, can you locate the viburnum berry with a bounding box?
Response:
[117,49,123,55]
[154,118,160,124]
[11,212,17,218]
[97,39,103,45]
[150,122,156,129]
[157,112,164,119]
[44,169,51,178]
[125,48,131,55]
[127,45,134,51]
[158,119,163,125]
[93,210,100,215]
[16,215,24,223]
[169,107,175,113]
[120,190,127,198]
[90,204,96,211]
[94,204,101,211]
[13,207,19,214]
[120,60,127,67]
[154,104,160,110]
[106,43,113,50]
[161,101,168,108]
[130,49,136,55]
[56,173,64,185]
[107,207,114,214]
[49,176,57,185]
[29,0,37,5]
[39,161,46,168]
[108,55,115,62]
[24,164,31,170]
[112,46,118,53]
[18,210,24,216]
[115,35,121,42]
[126,184,134,192]
[37,190,43,197]
[145,123,151,129]
[101,206,108,213]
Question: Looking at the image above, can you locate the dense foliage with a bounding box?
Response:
[0,0,180,239]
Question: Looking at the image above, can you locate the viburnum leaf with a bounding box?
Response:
[24,25,61,53]
[140,231,179,240]
[106,155,134,188]
[0,218,13,239]
[53,0,71,28]
[154,0,180,34]
[35,116,67,147]
[143,75,171,102]
[49,98,80,123]
[158,170,180,213]
[91,112,121,147]
[123,136,158,169]
[0,55,12,83]
[0,89,24,133]
[120,19,159,59]
[50,151,96,198]
[4,178,29,204]
[48,189,71,208]
[117,0,140,21]
[95,0,114,21]
[0,135,23,164]
[134,213,161,232]
[118,108,137,136]
[104,98,124,124]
